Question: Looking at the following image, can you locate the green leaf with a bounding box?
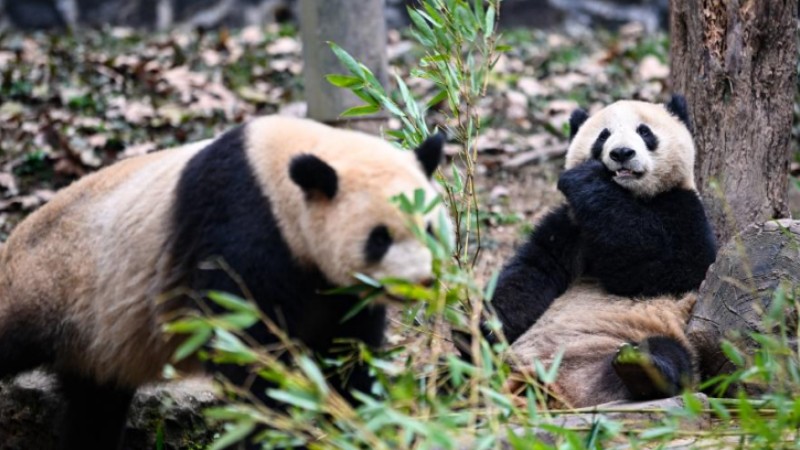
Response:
[426,89,448,109]
[325,74,362,88]
[385,282,435,302]
[297,355,330,395]
[353,273,382,288]
[266,389,322,411]
[534,349,563,384]
[204,405,256,421]
[340,104,381,118]
[352,88,379,105]
[341,292,381,323]
[376,95,406,118]
[328,42,364,77]
[408,8,436,44]
[174,327,212,362]
[209,421,256,450]
[393,192,414,214]
[480,387,514,410]
[163,317,208,334]
[484,270,499,301]
[451,165,464,191]
[414,188,426,211]
[721,340,746,367]
[473,0,486,26]
[639,426,676,440]
[206,291,258,314]
[484,5,496,36]
[212,329,258,363]
[423,2,446,28]
[408,29,434,48]
[423,195,442,214]
[216,312,259,330]
[395,74,419,119]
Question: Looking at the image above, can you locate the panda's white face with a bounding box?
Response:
[566,100,696,197]
[289,134,449,288]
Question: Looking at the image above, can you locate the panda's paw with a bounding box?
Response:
[557,160,610,194]
[613,342,647,365]
[612,342,677,400]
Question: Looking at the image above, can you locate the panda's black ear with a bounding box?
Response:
[666,94,693,133]
[289,154,338,200]
[414,133,445,178]
[569,108,589,142]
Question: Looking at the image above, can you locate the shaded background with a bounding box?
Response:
[0,0,669,32]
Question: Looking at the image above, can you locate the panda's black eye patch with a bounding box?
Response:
[365,225,393,263]
[591,129,611,159]
[636,124,659,151]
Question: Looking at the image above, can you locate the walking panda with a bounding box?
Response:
[491,96,717,407]
[0,116,447,449]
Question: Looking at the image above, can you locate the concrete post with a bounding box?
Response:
[300,0,388,134]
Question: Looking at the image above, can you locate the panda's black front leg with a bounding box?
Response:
[558,160,715,297]
[557,160,670,290]
[488,205,582,344]
[557,160,667,252]
[328,304,386,402]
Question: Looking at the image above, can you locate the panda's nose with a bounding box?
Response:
[610,147,636,163]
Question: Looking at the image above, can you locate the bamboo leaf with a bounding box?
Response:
[340,104,381,118]
[328,42,364,77]
[173,327,212,362]
[484,5,496,36]
[325,74,362,88]
[206,291,258,314]
[209,421,256,450]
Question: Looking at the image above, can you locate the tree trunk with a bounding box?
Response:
[669,0,798,246]
[686,220,800,393]
[299,0,388,134]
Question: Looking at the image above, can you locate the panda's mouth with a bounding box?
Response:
[614,169,644,180]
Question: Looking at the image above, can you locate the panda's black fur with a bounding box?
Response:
[488,96,717,405]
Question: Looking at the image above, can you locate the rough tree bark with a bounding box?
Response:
[300,0,388,134]
[686,220,800,392]
[670,0,798,245]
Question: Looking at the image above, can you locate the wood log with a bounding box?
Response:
[687,219,800,391]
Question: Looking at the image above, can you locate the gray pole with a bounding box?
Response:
[300,0,388,134]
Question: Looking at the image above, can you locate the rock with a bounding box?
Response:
[0,372,219,449]
[686,220,800,393]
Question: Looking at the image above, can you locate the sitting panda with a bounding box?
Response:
[490,96,717,407]
[0,116,447,449]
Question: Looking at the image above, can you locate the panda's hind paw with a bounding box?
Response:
[614,342,647,365]
[613,340,687,401]
[612,343,676,400]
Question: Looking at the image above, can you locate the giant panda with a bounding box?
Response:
[0,116,448,449]
[489,95,717,407]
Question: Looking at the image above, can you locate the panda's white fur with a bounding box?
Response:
[492,97,717,408]
[566,100,697,197]
[0,115,447,448]
[509,286,697,407]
